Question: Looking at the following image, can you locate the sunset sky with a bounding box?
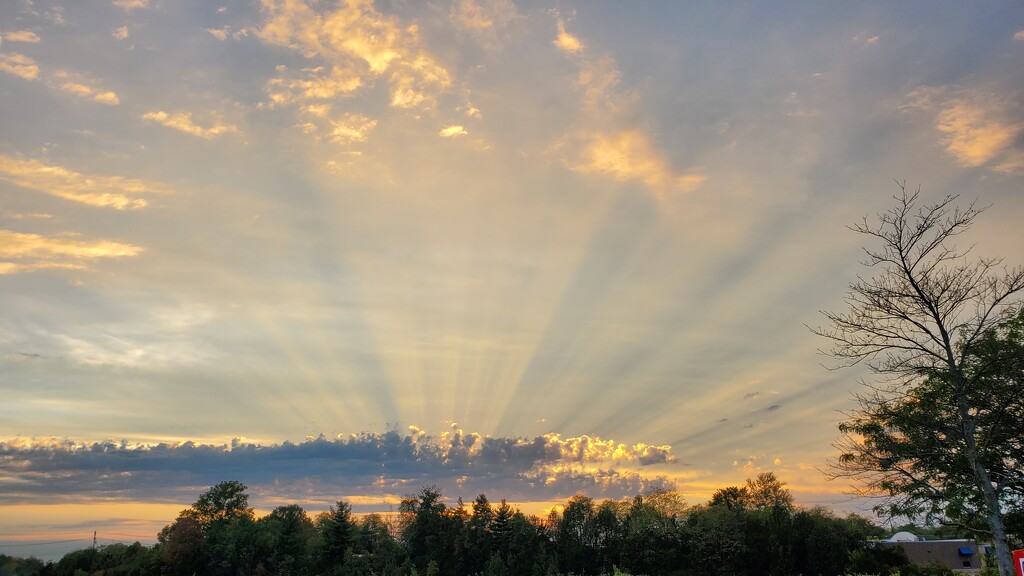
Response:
[2,0,1024,560]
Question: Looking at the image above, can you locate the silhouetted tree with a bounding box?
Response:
[314,499,358,572]
[815,185,1024,575]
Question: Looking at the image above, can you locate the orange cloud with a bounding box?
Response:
[264,66,363,106]
[59,80,120,105]
[327,113,376,144]
[142,110,238,139]
[0,52,40,80]
[0,229,142,275]
[112,0,149,9]
[550,17,705,196]
[4,30,41,43]
[904,86,1024,172]
[0,155,170,209]
[935,100,1021,168]
[257,0,451,109]
[439,125,468,138]
[554,19,583,54]
[572,130,706,194]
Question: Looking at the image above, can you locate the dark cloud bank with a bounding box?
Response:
[0,428,677,512]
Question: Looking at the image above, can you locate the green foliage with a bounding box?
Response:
[0,554,45,576]
[39,474,1001,576]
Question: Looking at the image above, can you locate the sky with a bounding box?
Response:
[1,0,1024,561]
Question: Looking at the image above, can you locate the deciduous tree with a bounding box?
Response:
[815,184,1024,575]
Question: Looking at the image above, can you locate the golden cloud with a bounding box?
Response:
[112,0,149,9]
[0,52,40,80]
[451,0,517,32]
[56,78,120,105]
[93,91,120,105]
[328,113,376,144]
[264,66,363,107]
[550,17,703,196]
[0,154,171,209]
[60,82,93,97]
[257,0,451,109]
[113,26,129,40]
[577,55,621,114]
[935,100,1022,168]
[554,19,583,54]
[0,229,142,275]
[439,125,468,138]
[4,30,41,43]
[573,130,706,194]
[452,0,494,30]
[904,86,1024,172]
[142,110,238,139]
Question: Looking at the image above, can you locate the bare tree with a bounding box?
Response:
[814,182,1024,576]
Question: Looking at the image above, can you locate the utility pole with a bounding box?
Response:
[93,531,97,549]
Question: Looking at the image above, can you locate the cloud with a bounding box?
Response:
[327,113,376,144]
[452,0,492,30]
[549,16,705,196]
[903,86,1024,172]
[439,125,467,138]
[0,155,170,209]
[4,30,40,43]
[1014,30,1024,41]
[142,110,238,139]
[257,0,451,110]
[935,101,1021,169]
[570,130,706,194]
[0,52,40,80]
[59,81,120,105]
[451,0,517,32]
[206,27,228,41]
[264,66,363,107]
[113,26,129,40]
[554,19,583,54]
[0,230,142,275]
[112,0,149,9]
[0,428,678,508]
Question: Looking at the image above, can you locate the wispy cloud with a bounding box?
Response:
[113,26,129,40]
[569,130,706,194]
[0,155,171,209]
[0,428,677,508]
[206,27,228,41]
[257,0,451,109]
[550,16,705,195]
[264,66,363,107]
[450,0,518,49]
[4,30,40,43]
[58,80,120,105]
[0,55,120,104]
[142,110,238,139]
[935,101,1021,170]
[0,230,142,275]
[451,0,516,31]
[327,113,376,144]
[112,0,149,10]
[904,86,1024,172]
[0,52,40,80]
[554,19,583,54]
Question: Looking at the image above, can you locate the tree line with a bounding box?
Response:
[1,472,1001,576]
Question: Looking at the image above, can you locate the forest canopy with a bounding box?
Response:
[5,473,1010,576]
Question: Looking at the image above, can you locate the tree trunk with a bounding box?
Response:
[956,376,1013,576]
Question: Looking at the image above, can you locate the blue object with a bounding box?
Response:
[958,546,973,555]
